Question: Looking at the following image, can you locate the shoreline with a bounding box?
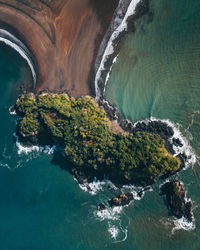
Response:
[94,0,149,100]
[0,0,119,98]
[93,0,195,171]
[13,91,193,187]
[0,29,37,87]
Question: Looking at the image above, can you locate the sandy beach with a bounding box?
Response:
[0,0,119,97]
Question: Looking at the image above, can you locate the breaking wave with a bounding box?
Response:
[0,29,37,86]
[95,0,142,99]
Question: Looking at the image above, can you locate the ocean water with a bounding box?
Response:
[0,43,139,249]
[106,0,200,249]
[1,0,200,249]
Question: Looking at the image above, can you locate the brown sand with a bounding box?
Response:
[0,0,119,97]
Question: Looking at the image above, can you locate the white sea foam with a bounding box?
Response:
[16,141,40,155]
[122,184,153,195]
[108,226,119,239]
[103,55,118,96]
[79,179,118,195]
[0,29,36,86]
[96,206,123,221]
[79,180,106,195]
[95,0,142,99]
[0,162,10,169]
[9,107,16,115]
[14,133,56,155]
[172,217,195,232]
[17,143,56,155]
[95,206,128,242]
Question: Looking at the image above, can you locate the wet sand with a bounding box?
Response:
[0,0,119,97]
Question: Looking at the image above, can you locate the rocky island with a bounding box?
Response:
[14,92,181,187]
[160,180,193,222]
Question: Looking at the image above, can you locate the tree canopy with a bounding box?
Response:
[15,93,181,184]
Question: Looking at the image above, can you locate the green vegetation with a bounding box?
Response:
[172,182,181,196]
[15,93,181,183]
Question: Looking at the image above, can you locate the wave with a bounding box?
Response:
[172,217,195,232]
[14,133,56,155]
[95,0,142,99]
[108,225,119,239]
[9,106,16,115]
[108,222,128,242]
[95,206,126,241]
[0,161,22,171]
[79,180,107,195]
[96,206,123,221]
[134,117,197,167]
[78,178,118,195]
[103,55,118,95]
[0,29,36,86]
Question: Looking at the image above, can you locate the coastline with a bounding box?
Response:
[4,0,195,198]
[0,0,119,98]
[93,0,195,171]
[94,0,149,100]
[0,29,37,86]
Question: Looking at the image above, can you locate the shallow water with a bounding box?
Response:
[106,0,200,248]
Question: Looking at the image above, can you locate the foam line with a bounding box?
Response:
[0,29,36,87]
[95,0,142,99]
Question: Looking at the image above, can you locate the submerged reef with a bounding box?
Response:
[14,92,181,187]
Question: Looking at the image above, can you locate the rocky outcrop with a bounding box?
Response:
[98,202,107,211]
[135,120,174,139]
[109,192,134,207]
[160,180,193,222]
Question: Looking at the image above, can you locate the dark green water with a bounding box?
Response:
[0,43,137,249]
[1,0,200,249]
[106,0,200,249]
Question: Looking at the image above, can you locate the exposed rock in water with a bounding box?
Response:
[160,180,193,222]
[71,168,87,185]
[98,203,107,211]
[135,120,174,139]
[173,138,183,147]
[109,192,134,207]
[137,186,152,198]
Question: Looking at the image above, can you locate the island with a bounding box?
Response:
[160,180,193,222]
[14,92,181,187]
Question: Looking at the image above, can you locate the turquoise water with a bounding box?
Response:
[0,43,141,249]
[1,0,200,248]
[106,0,200,249]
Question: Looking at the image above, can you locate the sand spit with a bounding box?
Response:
[0,0,119,97]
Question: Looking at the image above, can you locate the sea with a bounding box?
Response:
[0,0,200,249]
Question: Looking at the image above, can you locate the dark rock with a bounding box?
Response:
[135,120,174,139]
[173,138,183,147]
[184,201,193,222]
[9,105,15,113]
[71,168,86,185]
[138,186,152,197]
[109,192,134,207]
[98,202,107,211]
[160,180,193,222]
[164,140,175,155]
